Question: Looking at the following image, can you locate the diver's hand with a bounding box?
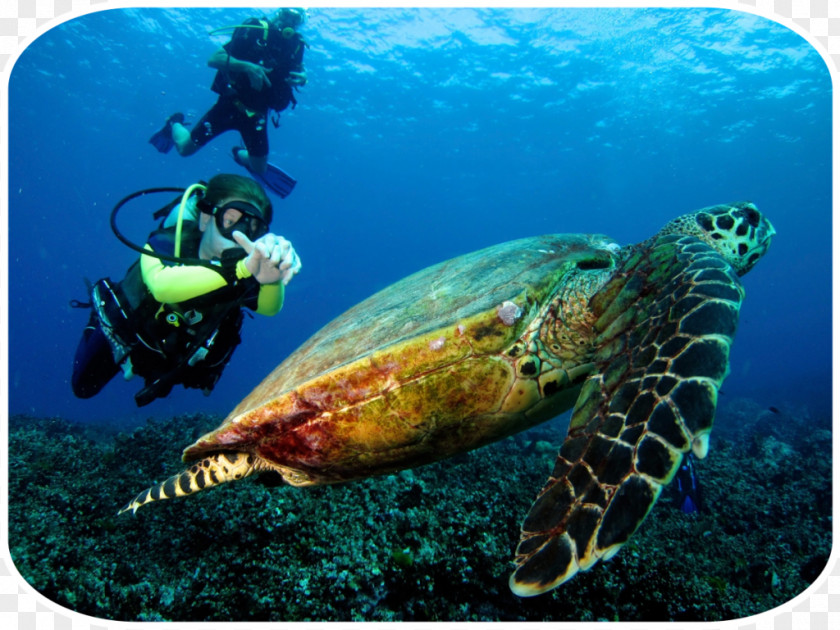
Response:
[286,71,307,87]
[274,236,302,285]
[232,231,301,286]
[244,63,272,90]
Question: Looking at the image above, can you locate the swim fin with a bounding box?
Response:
[231,147,297,198]
[148,113,185,154]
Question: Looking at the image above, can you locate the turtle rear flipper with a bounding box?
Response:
[119,451,261,514]
[510,219,750,596]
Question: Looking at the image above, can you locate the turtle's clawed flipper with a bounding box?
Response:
[119,451,260,515]
[510,203,772,596]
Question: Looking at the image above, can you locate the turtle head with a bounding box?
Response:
[659,202,775,276]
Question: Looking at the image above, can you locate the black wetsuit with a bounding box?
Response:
[189,18,306,158]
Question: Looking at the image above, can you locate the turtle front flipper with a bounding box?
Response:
[510,203,773,596]
[119,451,261,514]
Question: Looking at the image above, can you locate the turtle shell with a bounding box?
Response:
[183,233,620,483]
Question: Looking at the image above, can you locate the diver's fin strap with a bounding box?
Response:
[118,452,259,514]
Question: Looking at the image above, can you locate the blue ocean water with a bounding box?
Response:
[7,6,832,430]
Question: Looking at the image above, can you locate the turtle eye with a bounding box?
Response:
[731,204,761,228]
[577,259,611,270]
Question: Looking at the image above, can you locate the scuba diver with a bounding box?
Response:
[672,453,704,514]
[149,8,308,198]
[71,174,301,407]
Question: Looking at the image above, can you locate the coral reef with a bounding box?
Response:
[7,398,831,621]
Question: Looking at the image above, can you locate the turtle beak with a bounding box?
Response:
[763,219,776,243]
[757,217,775,254]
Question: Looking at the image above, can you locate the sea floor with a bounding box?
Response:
[6,397,832,621]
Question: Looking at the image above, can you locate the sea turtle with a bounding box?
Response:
[120,201,774,596]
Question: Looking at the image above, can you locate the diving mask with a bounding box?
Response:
[272,7,306,30]
[212,200,270,241]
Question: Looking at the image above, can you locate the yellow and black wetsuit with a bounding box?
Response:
[72,215,283,406]
[139,242,283,315]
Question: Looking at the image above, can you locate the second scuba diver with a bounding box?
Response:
[149,8,308,197]
[71,173,301,407]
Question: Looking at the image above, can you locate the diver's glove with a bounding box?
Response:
[286,71,307,87]
[278,240,301,286]
[230,232,301,286]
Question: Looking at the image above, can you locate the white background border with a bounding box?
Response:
[1,1,837,629]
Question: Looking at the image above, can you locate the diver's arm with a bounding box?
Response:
[207,47,247,72]
[208,47,271,89]
[140,244,281,310]
[255,281,284,316]
[140,246,229,304]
